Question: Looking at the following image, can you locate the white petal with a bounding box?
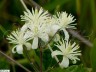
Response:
[24,31,32,39]
[72,59,77,64]
[60,56,69,68]
[49,25,60,36]
[62,29,69,41]
[39,33,49,42]
[21,24,28,31]
[51,50,63,57]
[12,46,17,53]
[32,37,38,49]
[72,42,76,48]
[25,42,32,50]
[16,45,23,54]
[54,34,60,42]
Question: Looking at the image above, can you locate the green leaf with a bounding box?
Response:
[90,39,96,72]
[0,57,10,69]
[65,65,88,72]
[50,67,65,72]
[49,65,88,72]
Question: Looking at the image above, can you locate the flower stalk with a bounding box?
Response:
[38,39,43,72]
[20,0,28,11]
[48,44,59,64]
[23,46,39,72]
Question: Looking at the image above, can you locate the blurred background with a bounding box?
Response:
[0,0,96,72]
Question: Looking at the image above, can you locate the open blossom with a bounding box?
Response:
[20,7,50,32]
[20,8,50,49]
[46,17,60,37]
[50,12,76,41]
[6,29,32,54]
[56,12,76,29]
[27,22,49,49]
[21,7,50,25]
[51,39,81,68]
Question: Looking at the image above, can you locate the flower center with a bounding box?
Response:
[63,46,71,56]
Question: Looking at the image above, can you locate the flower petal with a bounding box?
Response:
[72,59,77,64]
[62,29,69,41]
[60,56,69,68]
[12,46,17,53]
[24,31,32,39]
[21,24,28,31]
[39,33,49,42]
[25,42,32,50]
[32,37,38,49]
[16,45,23,54]
[49,25,60,36]
[51,50,63,58]
[54,34,60,42]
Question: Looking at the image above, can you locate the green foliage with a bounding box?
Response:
[0,57,10,69]
[90,39,96,72]
[43,0,72,11]
[50,65,88,72]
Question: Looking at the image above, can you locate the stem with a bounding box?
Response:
[40,47,43,72]
[0,50,31,72]
[38,39,43,72]
[20,0,28,11]
[48,44,59,64]
[45,61,60,72]
[23,47,39,72]
[9,45,16,72]
[45,45,61,72]
[43,30,60,51]
[0,24,6,34]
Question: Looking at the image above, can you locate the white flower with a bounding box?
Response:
[47,24,60,37]
[51,39,81,68]
[45,17,60,37]
[6,29,32,54]
[28,23,49,49]
[20,7,50,49]
[51,12,76,41]
[53,34,60,42]
[56,12,76,29]
[21,7,50,26]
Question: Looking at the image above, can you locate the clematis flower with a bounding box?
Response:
[20,7,50,49]
[45,16,60,37]
[51,12,76,41]
[51,38,81,68]
[56,12,76,29]
[21,7,50,26]
[6,29,32,54]
[28,22,49,49]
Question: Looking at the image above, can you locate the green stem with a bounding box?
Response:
[38,38,43,72]
[39,47,43,72]
[23,47,39,72]
[48,44,59,63]
[0,24,6,34]
[9,45,16,72]
[0,50,31,72]
[20,0,28,11]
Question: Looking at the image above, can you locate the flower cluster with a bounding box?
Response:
[7,7,81,68]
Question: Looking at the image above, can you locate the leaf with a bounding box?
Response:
[90,39,96,72]
[50,67,65,72]
[0,57,10,69]
[66,65,88,72]
[49,65,88,72]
